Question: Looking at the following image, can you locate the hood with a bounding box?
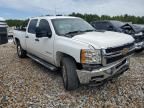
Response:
[72,31,134,49]
[121,23,144,33]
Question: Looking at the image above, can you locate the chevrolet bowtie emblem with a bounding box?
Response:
[121,48,129,55]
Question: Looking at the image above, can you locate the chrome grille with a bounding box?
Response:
[102,43,135,66]
[105,43,134,53]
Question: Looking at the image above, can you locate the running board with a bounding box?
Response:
[27,53,57,71]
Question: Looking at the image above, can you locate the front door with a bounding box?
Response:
[35,19,54,64]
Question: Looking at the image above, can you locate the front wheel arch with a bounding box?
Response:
[56,52,77,67]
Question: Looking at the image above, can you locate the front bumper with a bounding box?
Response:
[77,58,129,84]
[135,41,144,50]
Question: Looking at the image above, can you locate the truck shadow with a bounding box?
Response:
[133,51,144,57]
[29,57,126,92]
[30,58,121,92]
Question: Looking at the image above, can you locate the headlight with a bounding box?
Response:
[80,49,101,64]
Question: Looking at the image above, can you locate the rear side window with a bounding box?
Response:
[28,19,38,34]
[39,19,52,33]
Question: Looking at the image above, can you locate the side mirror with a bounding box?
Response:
[47,32,52,38]
[36,27,52,38]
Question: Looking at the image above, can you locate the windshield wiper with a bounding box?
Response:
[65,30,83,34]
[64,29,96,37]
[64,30,84,37]
[82,29,96,32]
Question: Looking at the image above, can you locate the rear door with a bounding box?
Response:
[26,19,38,54]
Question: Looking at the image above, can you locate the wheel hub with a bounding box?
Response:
[17,45,21,55]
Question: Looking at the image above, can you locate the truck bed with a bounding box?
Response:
[13,29,26,48]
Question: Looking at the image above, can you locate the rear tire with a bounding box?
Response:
[61,57,79,90]
[17,42,27,58]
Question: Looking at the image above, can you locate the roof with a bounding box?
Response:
[91,20,122,23]
[30,16,78,20]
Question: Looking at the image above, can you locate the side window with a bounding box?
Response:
[95,22,111,30]
[28,19,38,34]
[103,22,112,30]
[39,19,52,34]
[94,22,103,29]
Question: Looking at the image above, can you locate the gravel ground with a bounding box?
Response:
[0,43,144,108]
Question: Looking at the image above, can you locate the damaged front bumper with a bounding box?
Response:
[135,41,144,50]
[77,58,129,84]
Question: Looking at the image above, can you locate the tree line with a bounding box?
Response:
[69,13,144,24]
[6,20,24,27]
[6,13,144,27]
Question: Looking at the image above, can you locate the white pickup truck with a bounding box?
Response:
[14,16,135,90]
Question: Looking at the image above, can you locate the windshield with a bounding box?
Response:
[52,18,95,36]
[111,21,126,28]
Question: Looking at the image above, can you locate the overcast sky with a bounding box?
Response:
[0,0,144,19]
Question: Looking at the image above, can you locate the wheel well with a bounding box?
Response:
[15,38,20,44]
[56,52,83,69]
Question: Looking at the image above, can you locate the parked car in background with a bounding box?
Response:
[0,17,8,45]
[134,24,144,28]
[91,20,144,52]
[14,16,135,90]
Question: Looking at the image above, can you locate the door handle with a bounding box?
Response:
[25,36,29,38]
[35,39,39,42]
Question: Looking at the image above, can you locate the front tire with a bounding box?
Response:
[61,57,79,90]
[17,42,26,58]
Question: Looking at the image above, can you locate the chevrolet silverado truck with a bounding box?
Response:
[0,17,8,45]
[14,16,135,90]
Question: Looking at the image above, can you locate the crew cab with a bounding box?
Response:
[91,20,144,52]
[14,16,135,90]
[0,17,8,45]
